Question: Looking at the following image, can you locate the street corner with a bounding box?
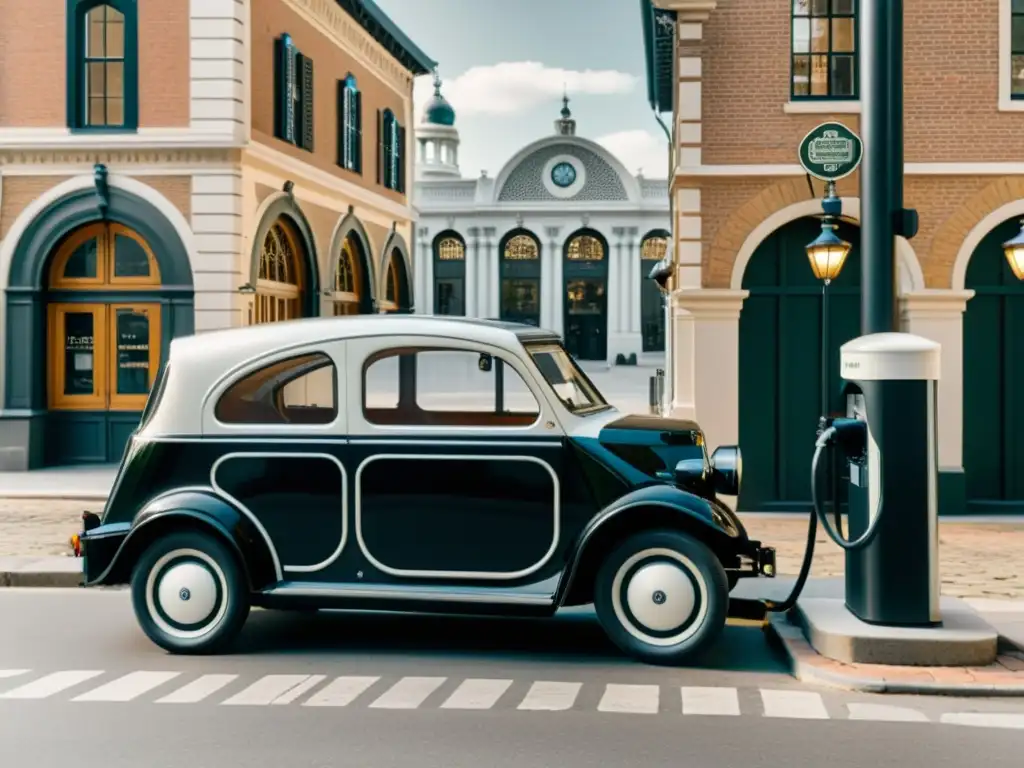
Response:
[0,557,82,588]
[768,613,1024,697]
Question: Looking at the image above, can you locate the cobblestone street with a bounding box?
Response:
[2,498,1021,599]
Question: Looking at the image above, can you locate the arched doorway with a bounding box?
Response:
[738,216,862,512]
[432,231,466,316]
[45,222,163,463]
[379,247,412,313]
[252,218,307,324]
[640,230,669,352]
[331,233,373,315]
[563,229,608,360]
[963,217,1024,513]
[499,229,541,326]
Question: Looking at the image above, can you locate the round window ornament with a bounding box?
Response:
[551,161,577,188]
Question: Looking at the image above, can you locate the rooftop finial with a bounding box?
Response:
[561,85,571,118]
[433,67,442,95]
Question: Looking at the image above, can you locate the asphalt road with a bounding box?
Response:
[2,588,1024,768]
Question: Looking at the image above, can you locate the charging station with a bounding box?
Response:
[838,332,941,626]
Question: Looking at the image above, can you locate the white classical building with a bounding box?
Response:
[411,75,672,365]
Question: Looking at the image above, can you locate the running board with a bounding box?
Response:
[261,581,556,607]
[725,597,770,628]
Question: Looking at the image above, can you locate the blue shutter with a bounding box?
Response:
[274,35,295,141]
[377,109,384,185]
[396,123,406,193]
[354,90,363,173]
[336,79,345,166]
[300,55,314,151]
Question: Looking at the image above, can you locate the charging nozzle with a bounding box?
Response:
[816,417,866,460]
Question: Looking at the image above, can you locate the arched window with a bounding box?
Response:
[433,234,466,316]
[379,250,404,313]
[332,235,364,316]
[68,1,138,130]
[499,231,541,326]
[566,235,605,261]
[338,74,362,172]
[504,235,539,260]
[563,232,609,360]
[254,220,304,324]
[640,233,669,353]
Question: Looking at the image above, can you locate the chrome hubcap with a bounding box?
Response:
[156,561,218,626]
[624,561,696,633]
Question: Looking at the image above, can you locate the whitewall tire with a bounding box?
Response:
[593,530,728,665]
[131,530,250,655]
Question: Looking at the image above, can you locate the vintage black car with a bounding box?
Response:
[75,315,775,664]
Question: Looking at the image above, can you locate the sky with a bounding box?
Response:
[372,0,670,180]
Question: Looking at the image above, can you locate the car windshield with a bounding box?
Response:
[525,342,610,415]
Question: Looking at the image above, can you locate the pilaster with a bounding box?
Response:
[192,170,244,332]
[671,289,748,452]
[484,227,498,318]
[545,226,563,335]
[467,227,481,318]
[899,289,975,515]
[416,226,430,314]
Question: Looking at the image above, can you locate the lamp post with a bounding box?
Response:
[1002,220,1024,280]
[806,180,852,529]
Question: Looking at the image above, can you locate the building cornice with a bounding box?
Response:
[675,162,1024,177]
[0,127,243,150]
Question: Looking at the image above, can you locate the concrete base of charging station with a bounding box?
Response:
[791,596,999,667]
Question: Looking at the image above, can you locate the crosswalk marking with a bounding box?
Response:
[440,678,513,710]
[517,681,582,711]
[72,671,181,702]
[598,684,659,714]
[0,670,29,680]
[847,703,929,722]
[271,674,325,705]
[681,686,741,716]
[221,675,317,706]
[304,676,380,707]
[760,689,829,719]
[940,712,1024,729]
[0,670,104,700]
[156,674,239,704]
[368,677,446,709]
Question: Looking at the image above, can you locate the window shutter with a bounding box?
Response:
[336,80,345,166]
[300,55,314,152]
[376,109,384,185]
[274,35,294,141]
[354,90,363,173]
[397,124,406,193]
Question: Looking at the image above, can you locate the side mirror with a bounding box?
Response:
[710,445,742,497]
[674,458,708,490]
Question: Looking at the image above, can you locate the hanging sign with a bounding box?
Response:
[797,121,863,181]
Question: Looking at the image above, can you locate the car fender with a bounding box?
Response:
[87,488,279,590]
[555,484,743,606]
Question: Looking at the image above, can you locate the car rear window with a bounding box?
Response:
[214,352,338,425]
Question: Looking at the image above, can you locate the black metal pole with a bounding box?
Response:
[860,0,901,334]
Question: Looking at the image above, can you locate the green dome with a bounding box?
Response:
[423,71,455,126]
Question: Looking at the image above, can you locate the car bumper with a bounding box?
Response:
[75,521,131,585]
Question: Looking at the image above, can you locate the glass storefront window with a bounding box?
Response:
[115,307,151,395]
[63,311,96,396]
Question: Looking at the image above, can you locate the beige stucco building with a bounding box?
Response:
[0,0,434,469]
[643,0,1024,515]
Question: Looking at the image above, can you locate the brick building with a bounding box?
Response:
[642,0,1024,515]
[0,0,434,469]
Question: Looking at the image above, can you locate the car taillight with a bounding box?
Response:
[69,534,81,557]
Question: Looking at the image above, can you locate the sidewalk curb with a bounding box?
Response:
[766,617,1024,697]
[0,570,82,588]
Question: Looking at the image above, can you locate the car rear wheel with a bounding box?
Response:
[593,529,728,666]
[131,530,250,655]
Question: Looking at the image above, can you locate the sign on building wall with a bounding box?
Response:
[798,121,863,182]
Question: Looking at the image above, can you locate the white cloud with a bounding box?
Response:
[595,129,670,178]
[413,61,637,118]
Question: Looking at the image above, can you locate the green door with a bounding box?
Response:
[738,216,862,512]
[963,218,1024,513]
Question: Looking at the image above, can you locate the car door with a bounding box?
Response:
[345,334,576,589]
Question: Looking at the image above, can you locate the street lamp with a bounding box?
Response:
[806,180,852,530]
[1002,219,1024,280]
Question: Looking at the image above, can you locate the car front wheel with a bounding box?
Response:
[593,530,728,666]
[131,530,250,655]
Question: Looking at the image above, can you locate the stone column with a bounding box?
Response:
[608,228,624,354]
[484,227,498,318]
[416,226,430,314]
[899,289,975,515]
[671,289,748,453]
[466,227,480,318]
[626,227,640,334]
[546,226,564,336]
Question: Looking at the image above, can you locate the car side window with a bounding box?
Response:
[362,347,540,427]
[215,352,337,425]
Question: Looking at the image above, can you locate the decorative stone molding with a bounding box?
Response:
[672,288,749,318]
[286,0,415,92]
[0,148,237,170]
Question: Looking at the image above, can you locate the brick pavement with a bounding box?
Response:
[1,498,1022,599]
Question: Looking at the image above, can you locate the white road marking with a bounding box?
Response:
[72,671,181,702]
[759,689,830,719]
[156,674,239,704]
[0,670,30,680]
[303,676,380,707]
[221,675,317,706]
[440,678,513,710]
[681,686,741,716]
[940,712,1024,729]
[368,677,447,709]
[516,681,582,711]
[847,703,929,722]
[597,684,659,714]
[0,670,104,699]
[270,674,325,705]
